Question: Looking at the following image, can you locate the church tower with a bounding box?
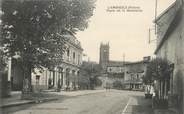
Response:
[99,42,109,71]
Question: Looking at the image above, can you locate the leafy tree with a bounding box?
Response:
[1,0,95,98]
[0,49,6,71]
[144,58,171,84]
[79,61,102,89]
[144,58,174,103]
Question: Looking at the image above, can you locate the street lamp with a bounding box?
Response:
[148,27,157,44]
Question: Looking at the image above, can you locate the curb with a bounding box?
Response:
[35,98,58,103]
[72,91,106,97]
[0,101,35,108]
[58,90,106,97]
[0,98,58,108]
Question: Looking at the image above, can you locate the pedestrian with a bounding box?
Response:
[151,86,156,108]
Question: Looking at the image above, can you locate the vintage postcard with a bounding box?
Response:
[0,0,184,114]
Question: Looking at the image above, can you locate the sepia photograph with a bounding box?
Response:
[0,0,184,114]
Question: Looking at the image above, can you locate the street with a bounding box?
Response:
[2,90,153,114]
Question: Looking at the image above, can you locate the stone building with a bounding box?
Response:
[105,62,125,89]
[99,42,109,71]
[105,60,148,90]
[154,0,184,113]
[123,61,147,90]
[99,42,149,90]
[32,31,83,91]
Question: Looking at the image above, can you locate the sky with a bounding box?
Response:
[76,0,175,62]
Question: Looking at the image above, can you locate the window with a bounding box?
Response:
[67,49,70,56]
[131,74,134,80]
[72,70,75,75]
[109,68,112,72]
[36,75,40,85]
[73,52,75,59]
[78,54,80,65]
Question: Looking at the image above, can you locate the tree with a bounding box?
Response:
[144,58,171,84]
[144,58,174,108]
[1,0,95,99]
[0,48,9,97]
[79,61,102,89]
[0,49,6,71]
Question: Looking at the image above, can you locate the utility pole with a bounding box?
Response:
[123,53,126,82]
[123,53,125,65]
[155,0,158,34]
[88,57,90,62]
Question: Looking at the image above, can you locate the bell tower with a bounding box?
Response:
[99,42,109,71]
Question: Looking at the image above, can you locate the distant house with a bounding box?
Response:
[106,61,148,90]
[99,42,149,90]
[154,0,184,113]
[123,61,148,90]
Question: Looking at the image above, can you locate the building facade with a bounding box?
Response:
[106,64,125,89]
[99,42,149,90]
[123,61,147,90]
[106,61,148,90]
[32,31,83,91]
[154,1,184,113]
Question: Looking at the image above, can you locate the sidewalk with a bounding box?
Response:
[154,108,179,114]
[0,89,106,108]
[122,92,154,114]
[0,91,34,108]
[0,91,58,108]
[121,92,179,114]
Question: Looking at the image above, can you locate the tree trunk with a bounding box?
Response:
[164,80,167,99]
[21,64,32,100]
[161,81,163,99]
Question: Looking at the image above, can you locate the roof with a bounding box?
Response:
[57,31,83,51]
[154,2,182,54]
[153,2,176,23]
[107,60,146,67]
[124,80,143,84]
[107,61,130,67]
[125,61,145,65]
